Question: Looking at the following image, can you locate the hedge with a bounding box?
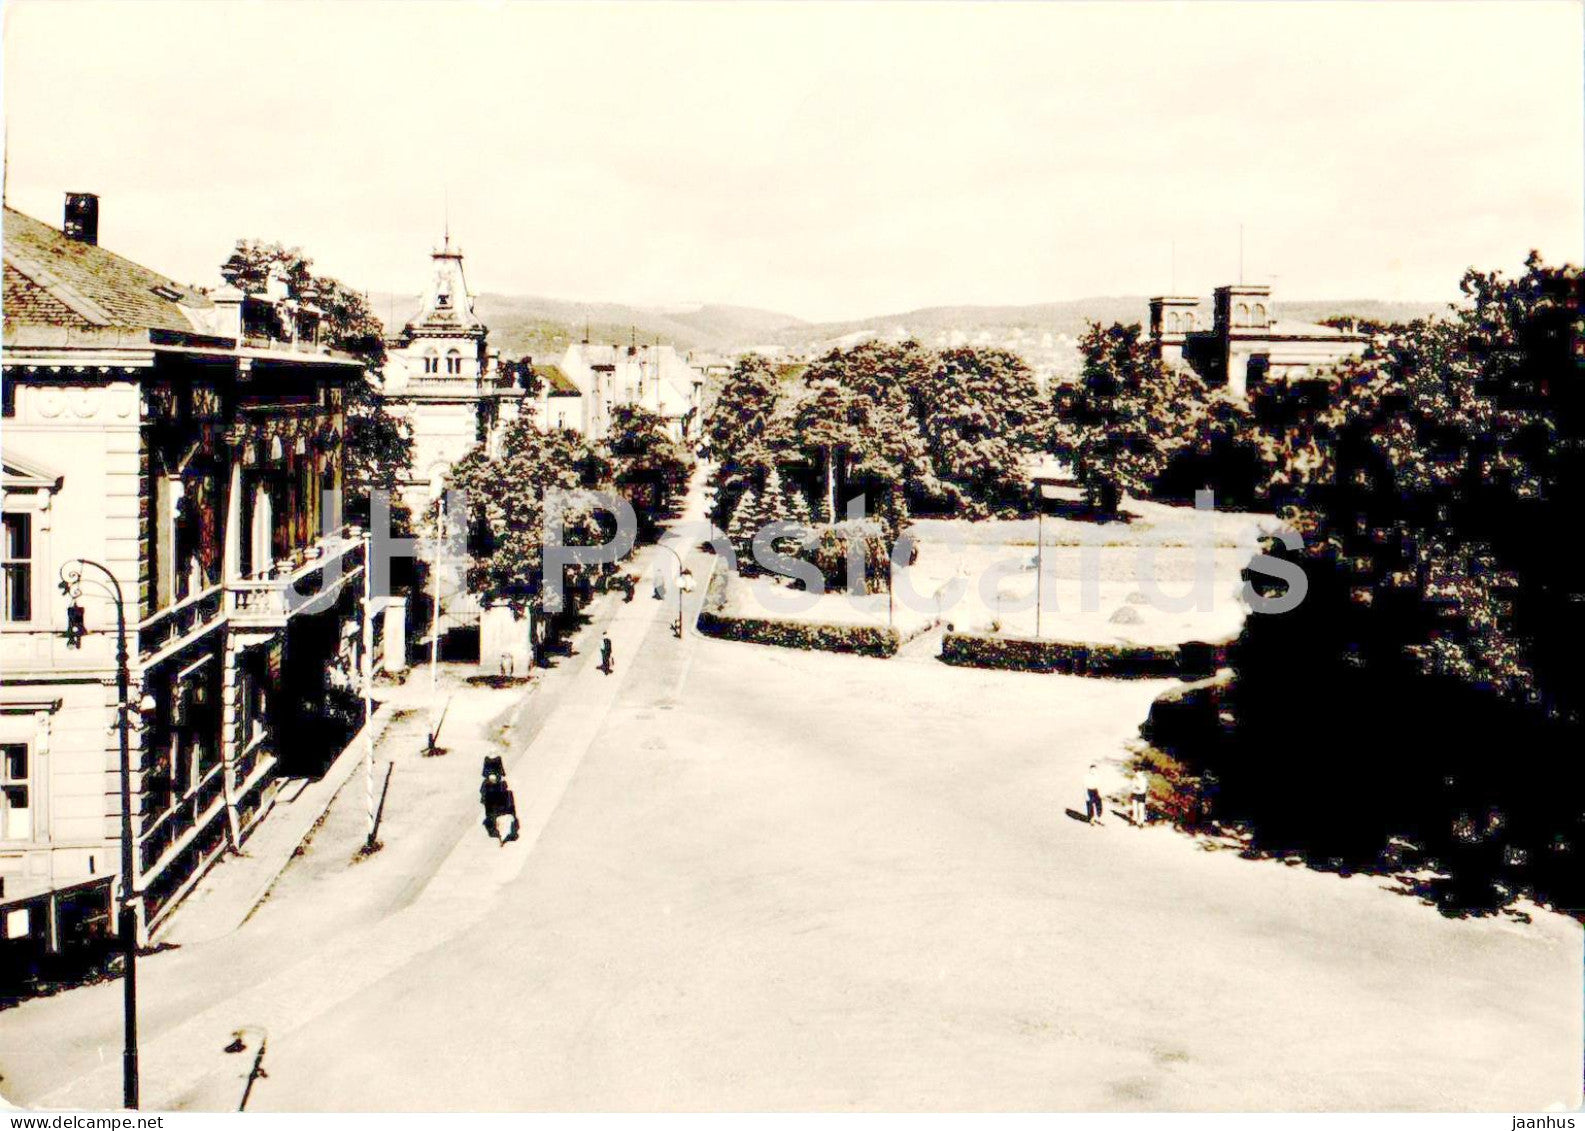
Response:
[940,630,1233,679]
[695,556,903,657]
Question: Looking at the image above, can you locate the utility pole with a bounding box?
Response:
[1036,504,1044,639]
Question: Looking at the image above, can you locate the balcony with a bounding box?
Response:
[240,333,333,357]
[137,584,226,666]
[228,529,365,628]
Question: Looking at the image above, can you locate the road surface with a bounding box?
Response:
[1,511,1578,1111]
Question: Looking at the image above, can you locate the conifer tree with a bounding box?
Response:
[727,487,762,572]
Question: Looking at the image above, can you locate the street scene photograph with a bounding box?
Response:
[0,0,1581,1118]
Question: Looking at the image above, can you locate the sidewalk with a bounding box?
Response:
[156,663,491,947]
[25,497,715,1111]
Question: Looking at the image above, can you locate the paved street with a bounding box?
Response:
[0,514,1579,1111]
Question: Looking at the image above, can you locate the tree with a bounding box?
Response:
[1199,253,1584,914]
[604,403,691,535]
[793,380,865,523]
[447,418,608,611]
[760,466,792,527]
[783,479,814,526]
[794,341,936,527]
[1054,322,1195,517]
[915,347,1047,516]
[1154,384,1269,507]
[726,487,764,570]
[703,354,782,462]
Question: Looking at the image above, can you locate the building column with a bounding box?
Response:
[224,460,243,583]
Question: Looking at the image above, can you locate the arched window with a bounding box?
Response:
[1184,312,1195,330]
[1167,312,1180,333]
[1253,303,1267,325]
[1235,303,1250,327]
[422,347,439,375]
[446,349,463,376]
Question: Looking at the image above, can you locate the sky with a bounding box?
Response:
[3,1,1581,323]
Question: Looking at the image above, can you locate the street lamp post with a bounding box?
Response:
[360,532,377,848]
[654,542,692,638]
[59,558,140,1110]
[427,493,446,753]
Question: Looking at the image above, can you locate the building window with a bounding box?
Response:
[1235,303,1250,327]
[1,743,29,841]
[446,350,463,376]
[423,349,439,375]
[2,513,32,623]
[2,376,15,418]
[1253,303,1267,324]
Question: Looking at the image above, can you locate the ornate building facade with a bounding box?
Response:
[2,197,373,959]
[379,236,524,509]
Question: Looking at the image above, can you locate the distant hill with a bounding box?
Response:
[367,292,806,360]
[366,291,1447,361]
[767,297,1452,352]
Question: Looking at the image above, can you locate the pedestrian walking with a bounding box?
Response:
[600,631,614,674]
[1131,769,1149,827]
[479,756,520,844]
[652,569,667,601]
[1084,763,1104,826]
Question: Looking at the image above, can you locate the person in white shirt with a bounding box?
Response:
[1084,764,1104,825]
[1131,769,1149,827]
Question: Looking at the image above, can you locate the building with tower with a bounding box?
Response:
[1148,283,1368,398]
[379,234,524,509]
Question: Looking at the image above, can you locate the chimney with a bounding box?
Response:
[64,192,99,245]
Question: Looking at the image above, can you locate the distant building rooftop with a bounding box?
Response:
[534,362,581,396]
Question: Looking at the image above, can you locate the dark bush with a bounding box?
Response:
[940,631,1231,679]
[696,557,902,657]
[698,609,901,657]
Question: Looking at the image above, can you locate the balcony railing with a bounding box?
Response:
[228,529,364,626]
[240,333,331,356]
[137,583,226,664]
